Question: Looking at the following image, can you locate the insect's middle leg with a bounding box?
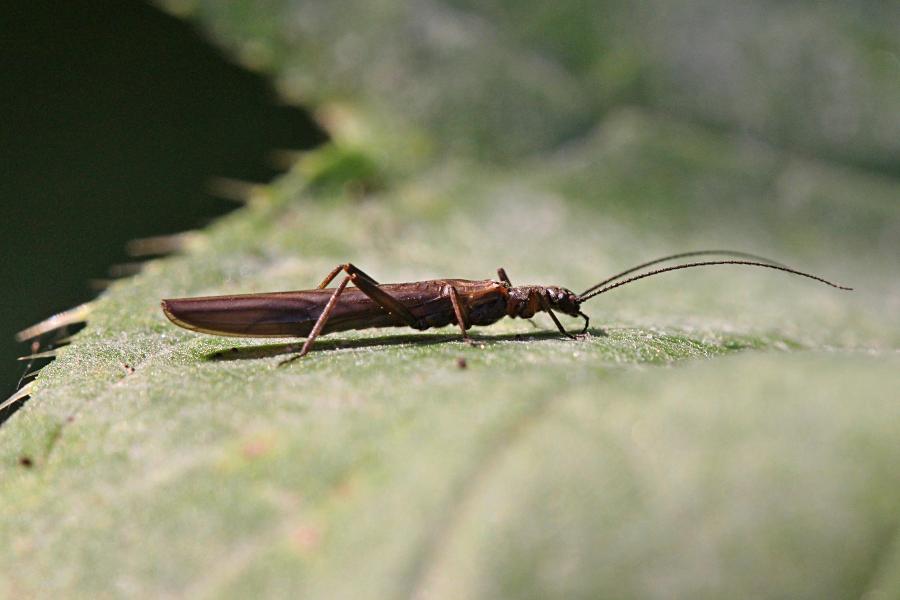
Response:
[446,284,472,342]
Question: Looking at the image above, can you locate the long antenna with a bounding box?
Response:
[579,250,785,297]
[578,260,851,302]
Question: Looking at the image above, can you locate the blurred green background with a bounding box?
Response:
[0,0,322,398]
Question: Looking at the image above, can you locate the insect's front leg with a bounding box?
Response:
[538,296,580,340]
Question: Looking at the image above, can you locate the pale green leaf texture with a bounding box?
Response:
[2,1,899,599]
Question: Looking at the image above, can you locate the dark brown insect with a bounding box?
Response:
[161,250,851,364]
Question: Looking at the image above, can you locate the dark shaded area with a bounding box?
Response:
[0,0,325,398]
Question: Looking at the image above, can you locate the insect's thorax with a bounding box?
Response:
[506,286,544,319]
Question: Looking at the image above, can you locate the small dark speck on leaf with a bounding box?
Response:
[456,357,467,369]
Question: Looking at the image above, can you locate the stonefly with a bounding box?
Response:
[161,250,851,364]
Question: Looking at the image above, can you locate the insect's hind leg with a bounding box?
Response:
[282,263,427,364]
[316,265,347,289]
[344,265,423,329]
[280,275,352,365]
[314,263,420,328]
[316,263,381,289]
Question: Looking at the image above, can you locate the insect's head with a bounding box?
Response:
[543,286,582,317]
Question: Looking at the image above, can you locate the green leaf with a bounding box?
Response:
[3,1,899,598]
